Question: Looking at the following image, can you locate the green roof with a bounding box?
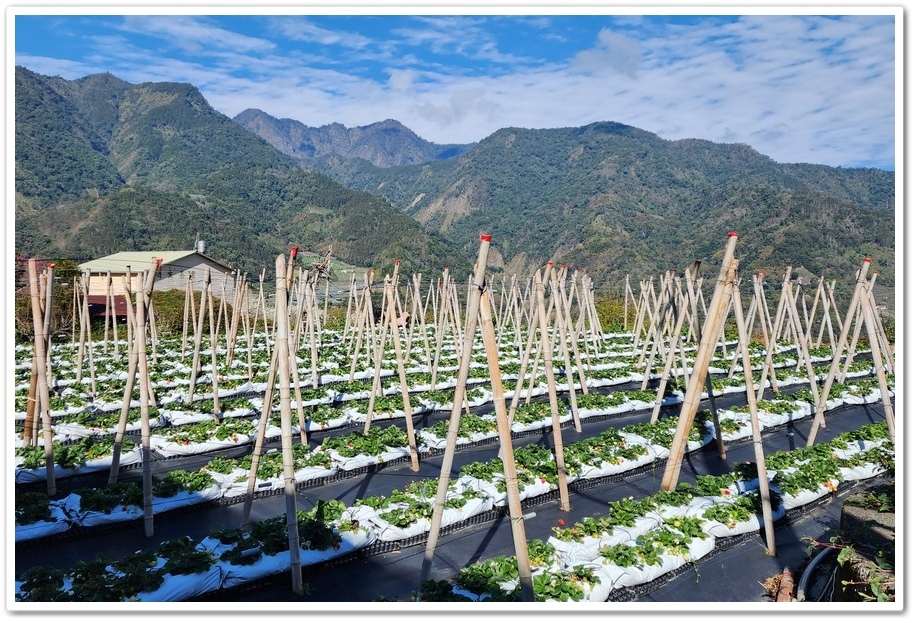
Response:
[79,251,231,273]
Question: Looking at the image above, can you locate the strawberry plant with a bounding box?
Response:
[456,554,519,596]
[411,579,473,602]
[151,469,215,498]
[533,565,597,601]
[598,540,663,567]
[76,481,143,512]
[15,566,69,601]
[606,496,658,527]
[15,491,53,525]
[157,536,217,575]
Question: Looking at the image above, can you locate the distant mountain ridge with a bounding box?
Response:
[233,109,474,167]
[298,120,894,301]
[15,66,896,309]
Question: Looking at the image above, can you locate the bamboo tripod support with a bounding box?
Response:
[548,266,583,432]
[649,271,692,423]
[660,232,739,492]
[362,267,421,472]
[240,248,298,527]
[421,235,535,601]
[806,258,895,446]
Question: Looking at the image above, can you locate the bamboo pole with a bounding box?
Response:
[305,275,321,389]
[206,270,221,422]
[186,268,209,404]
[273,252,304,594]
[256,267,270,339]
[551,267,583,431]
[641,270,674,388]
[134,265,159,537]
[825,279,846,352]
[28,259,56,495]
[106,272,141,485]
[346,274,372,382]
[382,272,420,471]
[429,267,451,388]
[181,273,195,357]
[728,260,777,555]
[102,270,111,352]
[106,316,140,487]
[533,266,573,510]
[226,271,243,368]
[783,281,821,404]
[342,272,357,342]
[363,268,399,435]
[660,232,739,491]
[477,263,536,602]
[756,267,792,401]
[855,280,896,445]
[563,269,591,393]
[507,278,542,423]
[649,280,691,423]
[862,271,894,375]
[70,275,78,348]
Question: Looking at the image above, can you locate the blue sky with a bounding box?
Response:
[10,4,900,170]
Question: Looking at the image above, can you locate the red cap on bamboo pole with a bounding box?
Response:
[481,235,491,242]
[290,246,298,258]
[727,231,738,237]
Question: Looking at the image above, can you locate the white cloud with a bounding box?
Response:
[387,69,416,92]
[116,15,275,55]
[269,16,372,49]
[13,12,897,168]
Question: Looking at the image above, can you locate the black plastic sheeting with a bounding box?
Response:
[15,384,894,605]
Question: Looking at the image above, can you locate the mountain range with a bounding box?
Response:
[14,66,471,281]
[15,66,896,308]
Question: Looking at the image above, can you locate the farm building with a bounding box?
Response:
[78,245,237,316]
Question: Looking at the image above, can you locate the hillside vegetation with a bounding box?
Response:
[304,122,894,301]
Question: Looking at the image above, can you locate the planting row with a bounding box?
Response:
[14,420,893,602]
[13,366,891,487]
[15,372,893,544]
